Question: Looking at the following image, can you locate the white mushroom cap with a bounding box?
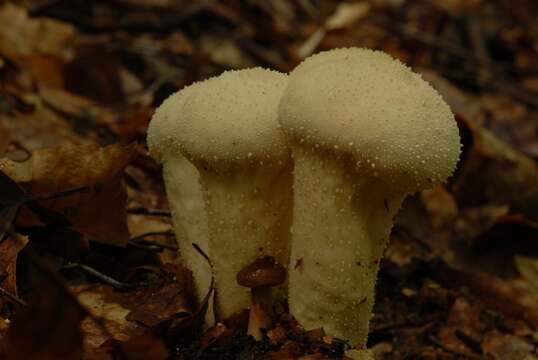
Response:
[279,48,461,193]
[160,68,289,167]
[147,83,199,163]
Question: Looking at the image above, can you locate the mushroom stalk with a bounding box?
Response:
[248,286,272,340]
[288,146,404,346]
[237,256,286,341]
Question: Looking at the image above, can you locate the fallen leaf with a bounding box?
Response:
[0,93,85,152]
[0,123,9,157]
[0,170,32,237]
[86,333,169,360]
[0,244,87,360]
[0,3,75,62]
[1,143,135,246]
[440,262,538,328]
[0,235,28,309]
[74,284,137,351]
[482,331,534,360]
[453,116,538,220]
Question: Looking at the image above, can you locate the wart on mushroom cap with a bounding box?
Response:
[158,68,293,320]
[279,48,460,346]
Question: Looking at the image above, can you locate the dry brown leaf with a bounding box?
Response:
[0,236,28,309]
[0,93,86,152]
[38,86,102,120]
[0,3,75,62]
[1,249,87,360]
[482,331,534,360]
[73,284,138,351]
[453,117,538,220]
[1,143,135,246]
[0,122,9,157]
[85,334,169,360]
[440,264,538,327]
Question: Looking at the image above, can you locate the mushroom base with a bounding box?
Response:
[287,146,404,347]
[198,160,293,320]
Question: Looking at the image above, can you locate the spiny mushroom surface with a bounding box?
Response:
[278,48,460,346]
[147,83,213,320]
[150,68,293,320]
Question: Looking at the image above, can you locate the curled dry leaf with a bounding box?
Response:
[0,143,135,246]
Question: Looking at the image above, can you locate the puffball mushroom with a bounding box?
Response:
[150,68,293,320]
[279,48,461,346]
[147,83,213,318]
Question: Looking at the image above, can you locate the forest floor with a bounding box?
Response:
[0,0,538,359]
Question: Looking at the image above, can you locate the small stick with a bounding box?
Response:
[0,286,27,307]
[37,186,90,201]
[127,207,172,217]
[128,230,177,252]
[62,263,147,290]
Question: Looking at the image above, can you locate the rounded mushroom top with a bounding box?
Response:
[279,48,461,193]
[147,83,200,163]
[237,256,286,288]
[149,68,290,168]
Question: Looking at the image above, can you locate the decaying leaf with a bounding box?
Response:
[0,249,87,360]
[0,123,9,157]
[453,117,538,220]
[1,143,135,246]
[482,331,534,360]
[0,94,85,152]
[74,284,137,351]
[0,170,32,239]
[0,3,75,62]
[0,235,28,310]
[86,333,169,360]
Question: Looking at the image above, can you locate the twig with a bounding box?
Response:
[62,263,148,290]
[37,186,90,201]
[428,334,485,360]
[128,230,177,252]
[127,206,172,217]
[0,286,27,307]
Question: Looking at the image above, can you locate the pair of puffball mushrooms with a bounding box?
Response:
[147,47,461,348]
